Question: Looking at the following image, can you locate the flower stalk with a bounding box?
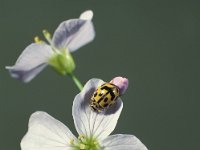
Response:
[69,73,83,91]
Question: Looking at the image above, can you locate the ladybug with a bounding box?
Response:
[90,83,120,112]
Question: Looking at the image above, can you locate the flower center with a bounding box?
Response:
[33,29,76,75]
[72,135,100,150]
[48,49,75,75]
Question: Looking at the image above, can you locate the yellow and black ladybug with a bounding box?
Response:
[90,83,120,112]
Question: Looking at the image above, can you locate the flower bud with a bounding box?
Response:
[110,77,129,95]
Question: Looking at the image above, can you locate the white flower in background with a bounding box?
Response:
[21,78,147,150]
[6,10,95,82]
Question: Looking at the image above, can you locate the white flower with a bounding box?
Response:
[6,10,95,82]
[21,79,148,150]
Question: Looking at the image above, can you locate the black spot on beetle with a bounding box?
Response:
[104,97,108,102]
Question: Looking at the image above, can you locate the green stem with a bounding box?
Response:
[69,73,83,91]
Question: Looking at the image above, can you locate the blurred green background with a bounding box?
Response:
[0,0,199,149]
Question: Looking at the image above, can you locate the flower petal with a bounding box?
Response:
[21,111,77,150]
[72,79,123,141]
[101,134,148,150]
[6,43,53,82]
[79,10,93,20]
[52,12,95,52]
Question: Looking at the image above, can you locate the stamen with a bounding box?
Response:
[79,143,86,149]
[78,134,85,139]
[69,139,74,145]
[43,29,51,38]
[34,36,42,43]
[42,29,52,44]
[94,141,99,145]
[78,134,86,142]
